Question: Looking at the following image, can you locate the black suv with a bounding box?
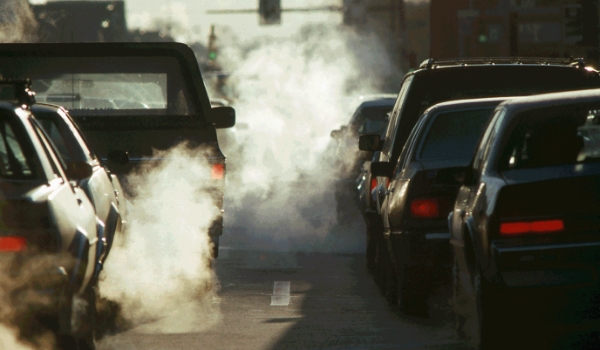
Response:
[360,57,600,309]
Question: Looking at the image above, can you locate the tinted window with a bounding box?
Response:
[356,107,391,135]
[419,108,494,160]
[0,116,34,179]
[500,108,600,170]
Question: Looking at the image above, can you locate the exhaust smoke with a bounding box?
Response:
[99,144,221,334]
[215,23,401,253]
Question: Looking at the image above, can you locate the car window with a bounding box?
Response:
[0,116,34,179]
[30,121,66,180]
[499,107,600,170]
[0,56,196,117]
[418,108,494,160]
[396,113,427,173]
[36,113,93,164]
[356,107,392,135]
[473,108,504,173]
[383,75,414,156]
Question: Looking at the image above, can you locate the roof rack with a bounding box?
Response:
[0,78,36,106]
[419,57,586,69]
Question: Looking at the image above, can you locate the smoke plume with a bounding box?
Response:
[99,144,221,333]
[0,0,38,43]
[215,23,401,253]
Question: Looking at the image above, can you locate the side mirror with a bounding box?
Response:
[209,106,236,129]
[66,161,93,181]
[107,150,129,165]
[331,129,342,139]
[371,161,394,177]
[359,134,383,151]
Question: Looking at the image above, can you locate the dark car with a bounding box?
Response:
[0,81,99,349]
[332,95,395,225]
[375,97,507,314]
[449,89,600,349]
[0,42,236,257]
[32,103,127,274]
[359,57,600,306]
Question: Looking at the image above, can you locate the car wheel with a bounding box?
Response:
[453,255,467,339]
[396,261,428,317]
[75,286,97,350]
[473,267,501,350]
[378,243,397,304]
[365,224,379,273]
[211,236,219,259]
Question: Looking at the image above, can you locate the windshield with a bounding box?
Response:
[356,107,391,135]
[500,108,600,170]
[0,56,196,117]
[419,108,494,160]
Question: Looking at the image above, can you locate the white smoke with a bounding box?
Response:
[99,144,221,333]
[215,23,401,252]
[0,0,38,43]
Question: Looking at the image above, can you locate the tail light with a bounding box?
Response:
[500,219,564,236]
[211,163,224,180]
[0,237,27,252]
[370,178,377,192]
[410,198,440,218]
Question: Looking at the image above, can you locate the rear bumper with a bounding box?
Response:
[387,230,452,267]
[491,240,600,288]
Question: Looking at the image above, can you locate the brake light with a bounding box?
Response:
[0,237,27,252]
[211,163,224,180]
[500,219,564,236]
[410,198,439,218]
[370,178,377,192]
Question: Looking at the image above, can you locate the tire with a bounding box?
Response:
[453,255,467,339]
[379,244,398,305]
[396,262,428,317]
[78,286,97,350]
[211,236,219,259]
[473,267,502,350]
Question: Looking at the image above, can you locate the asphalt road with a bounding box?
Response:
[97,248,467,350]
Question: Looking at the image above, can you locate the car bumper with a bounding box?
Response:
[387,230,452,267]
[491,240,600,288]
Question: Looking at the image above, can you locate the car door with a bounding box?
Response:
[29,119,98,293]
[381,114,428,231]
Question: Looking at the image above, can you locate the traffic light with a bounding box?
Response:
[259,0,281,25]
[208,25,217,67]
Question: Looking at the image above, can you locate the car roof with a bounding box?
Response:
[418,57,588,70]
[358,98,397,109]
[424,96,511,115]
[498,88,600,116]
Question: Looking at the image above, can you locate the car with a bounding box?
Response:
[0,79,99,349]
[32,102,128,275]
[331,95,396,226]
[449,88,600,348]
[359,57,600,307]
[374,97,508,314]
[0,42,236,258]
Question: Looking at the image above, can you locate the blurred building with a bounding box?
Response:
[342,0,430,71]
[430,0,600,64]
[31,0,127,42]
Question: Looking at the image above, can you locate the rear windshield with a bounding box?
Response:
[500,107,600,170]
[0,56,196,117]
[356,107,391,135]
[0,113,36,179]
[419,108,494,160]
